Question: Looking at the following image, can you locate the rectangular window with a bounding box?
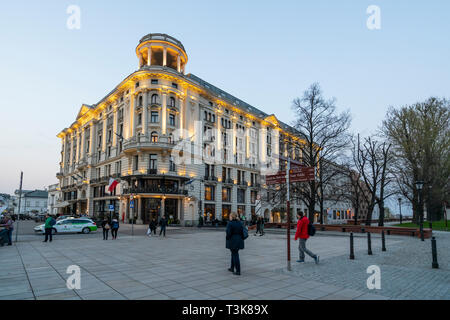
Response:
[138,113,142,126]
[169,114,175,126]
[222,187,231,202]
[205,185,215,201]
[149,154,157,170]
[151,79,158,84]
[172,82,178,89]
[222,205,231,221]
[134,155,139,171]
[237,189,245,203]
[151,111,159,123]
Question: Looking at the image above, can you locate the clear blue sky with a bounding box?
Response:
[1,0,449,213]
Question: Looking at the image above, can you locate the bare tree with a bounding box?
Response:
[352,135,394,226]
[291,83,351,221]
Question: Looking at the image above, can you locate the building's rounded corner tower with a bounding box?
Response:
[136,33,188,73]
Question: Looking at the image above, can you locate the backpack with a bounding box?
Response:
[112,221,119,229]
[49,218,56,226]
[307,221,316,236]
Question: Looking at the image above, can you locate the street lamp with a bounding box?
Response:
[398,197,402,225]
[415,181,424,241]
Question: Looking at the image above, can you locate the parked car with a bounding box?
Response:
[34,218,97,234]
[56,215,76,221]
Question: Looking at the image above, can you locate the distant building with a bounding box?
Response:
[47,184,62,215]
[14,190,48,214]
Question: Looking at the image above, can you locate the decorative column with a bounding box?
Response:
[177,55,181,72]
[142,90,148,136]
[245,125,250,160]
[161,197,166,218]
[89,122,95,155]
[137,197,143,224]
[147,46,152,66]
[102,114,107,152]
[178,96,185,139]
[112,106,118,147]
[138,52,143,68]
[162,91,167,134]
[129,94,136,138]
[163,46,167,67]
[80,127,85,160]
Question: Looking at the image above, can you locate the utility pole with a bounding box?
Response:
[15,172,23,243]
[286,158,291,271]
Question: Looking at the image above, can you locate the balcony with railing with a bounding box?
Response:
[123,134,176,153]
[204,176,218,182]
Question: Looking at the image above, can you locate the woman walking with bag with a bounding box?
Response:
[226,212,247,276]
[101,218,110,240]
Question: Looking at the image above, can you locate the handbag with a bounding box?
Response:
[242,225,249,240]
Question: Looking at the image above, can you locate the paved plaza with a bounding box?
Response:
[0,221,448,300]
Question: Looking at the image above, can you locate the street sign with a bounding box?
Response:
[130,200,134,209]
[289,167,315,182]
[266,172,286,185]
[109,204,114,211]
[266,167,315,185]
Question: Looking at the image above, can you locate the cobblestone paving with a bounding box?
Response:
[1,221,447,300]
[279,232,450,300]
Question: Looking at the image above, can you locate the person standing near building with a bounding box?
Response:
[226,212,245,276]
[254,216,261,236]
[148,217,157,236]
[101,218,110,240]
[43,214,55,243]
[0,215,14,246]
[159,215,167,237]
[111,219,119,240]
[294,212,319,264]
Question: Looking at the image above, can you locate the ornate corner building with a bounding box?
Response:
[56,33,311,226]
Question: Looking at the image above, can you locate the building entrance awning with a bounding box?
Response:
[53,201,70,208]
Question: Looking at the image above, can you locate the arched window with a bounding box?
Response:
[138,96,143,107]
[151,131,158,143]
[169,97,176,108]
[151,94,159,104]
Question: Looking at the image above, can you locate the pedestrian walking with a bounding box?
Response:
[159,215,167,237]
[102,218,110,240]
[226,212,246,275]
[111,219,119,239]
[294,212,319,264]
[254,216,261,236]
[43,214,56,243]
[148,217,157,236]
[0,215,14,246]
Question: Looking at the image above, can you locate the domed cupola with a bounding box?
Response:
[136,33,188,74]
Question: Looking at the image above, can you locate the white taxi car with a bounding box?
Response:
[34,218,98,234]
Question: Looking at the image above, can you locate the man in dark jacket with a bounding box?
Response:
[294,212,319,264]
[226,212,245,275]
[159,215,167,237]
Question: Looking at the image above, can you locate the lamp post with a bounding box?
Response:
[415,181,424,241]
[398,197,402,225]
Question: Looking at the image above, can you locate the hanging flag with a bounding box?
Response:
[108,177,119,193]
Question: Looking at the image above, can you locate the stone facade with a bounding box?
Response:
[56,33,316,226]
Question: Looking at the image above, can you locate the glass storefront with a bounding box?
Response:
[204,204,215,222]
[222,205,231,221]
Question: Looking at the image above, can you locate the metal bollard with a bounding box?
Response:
[381,230,386,252]
[367,232,373,255]
[350,233,355,260]
[431,237,439,269]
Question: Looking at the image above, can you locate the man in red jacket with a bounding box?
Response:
[294,212,319,264]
